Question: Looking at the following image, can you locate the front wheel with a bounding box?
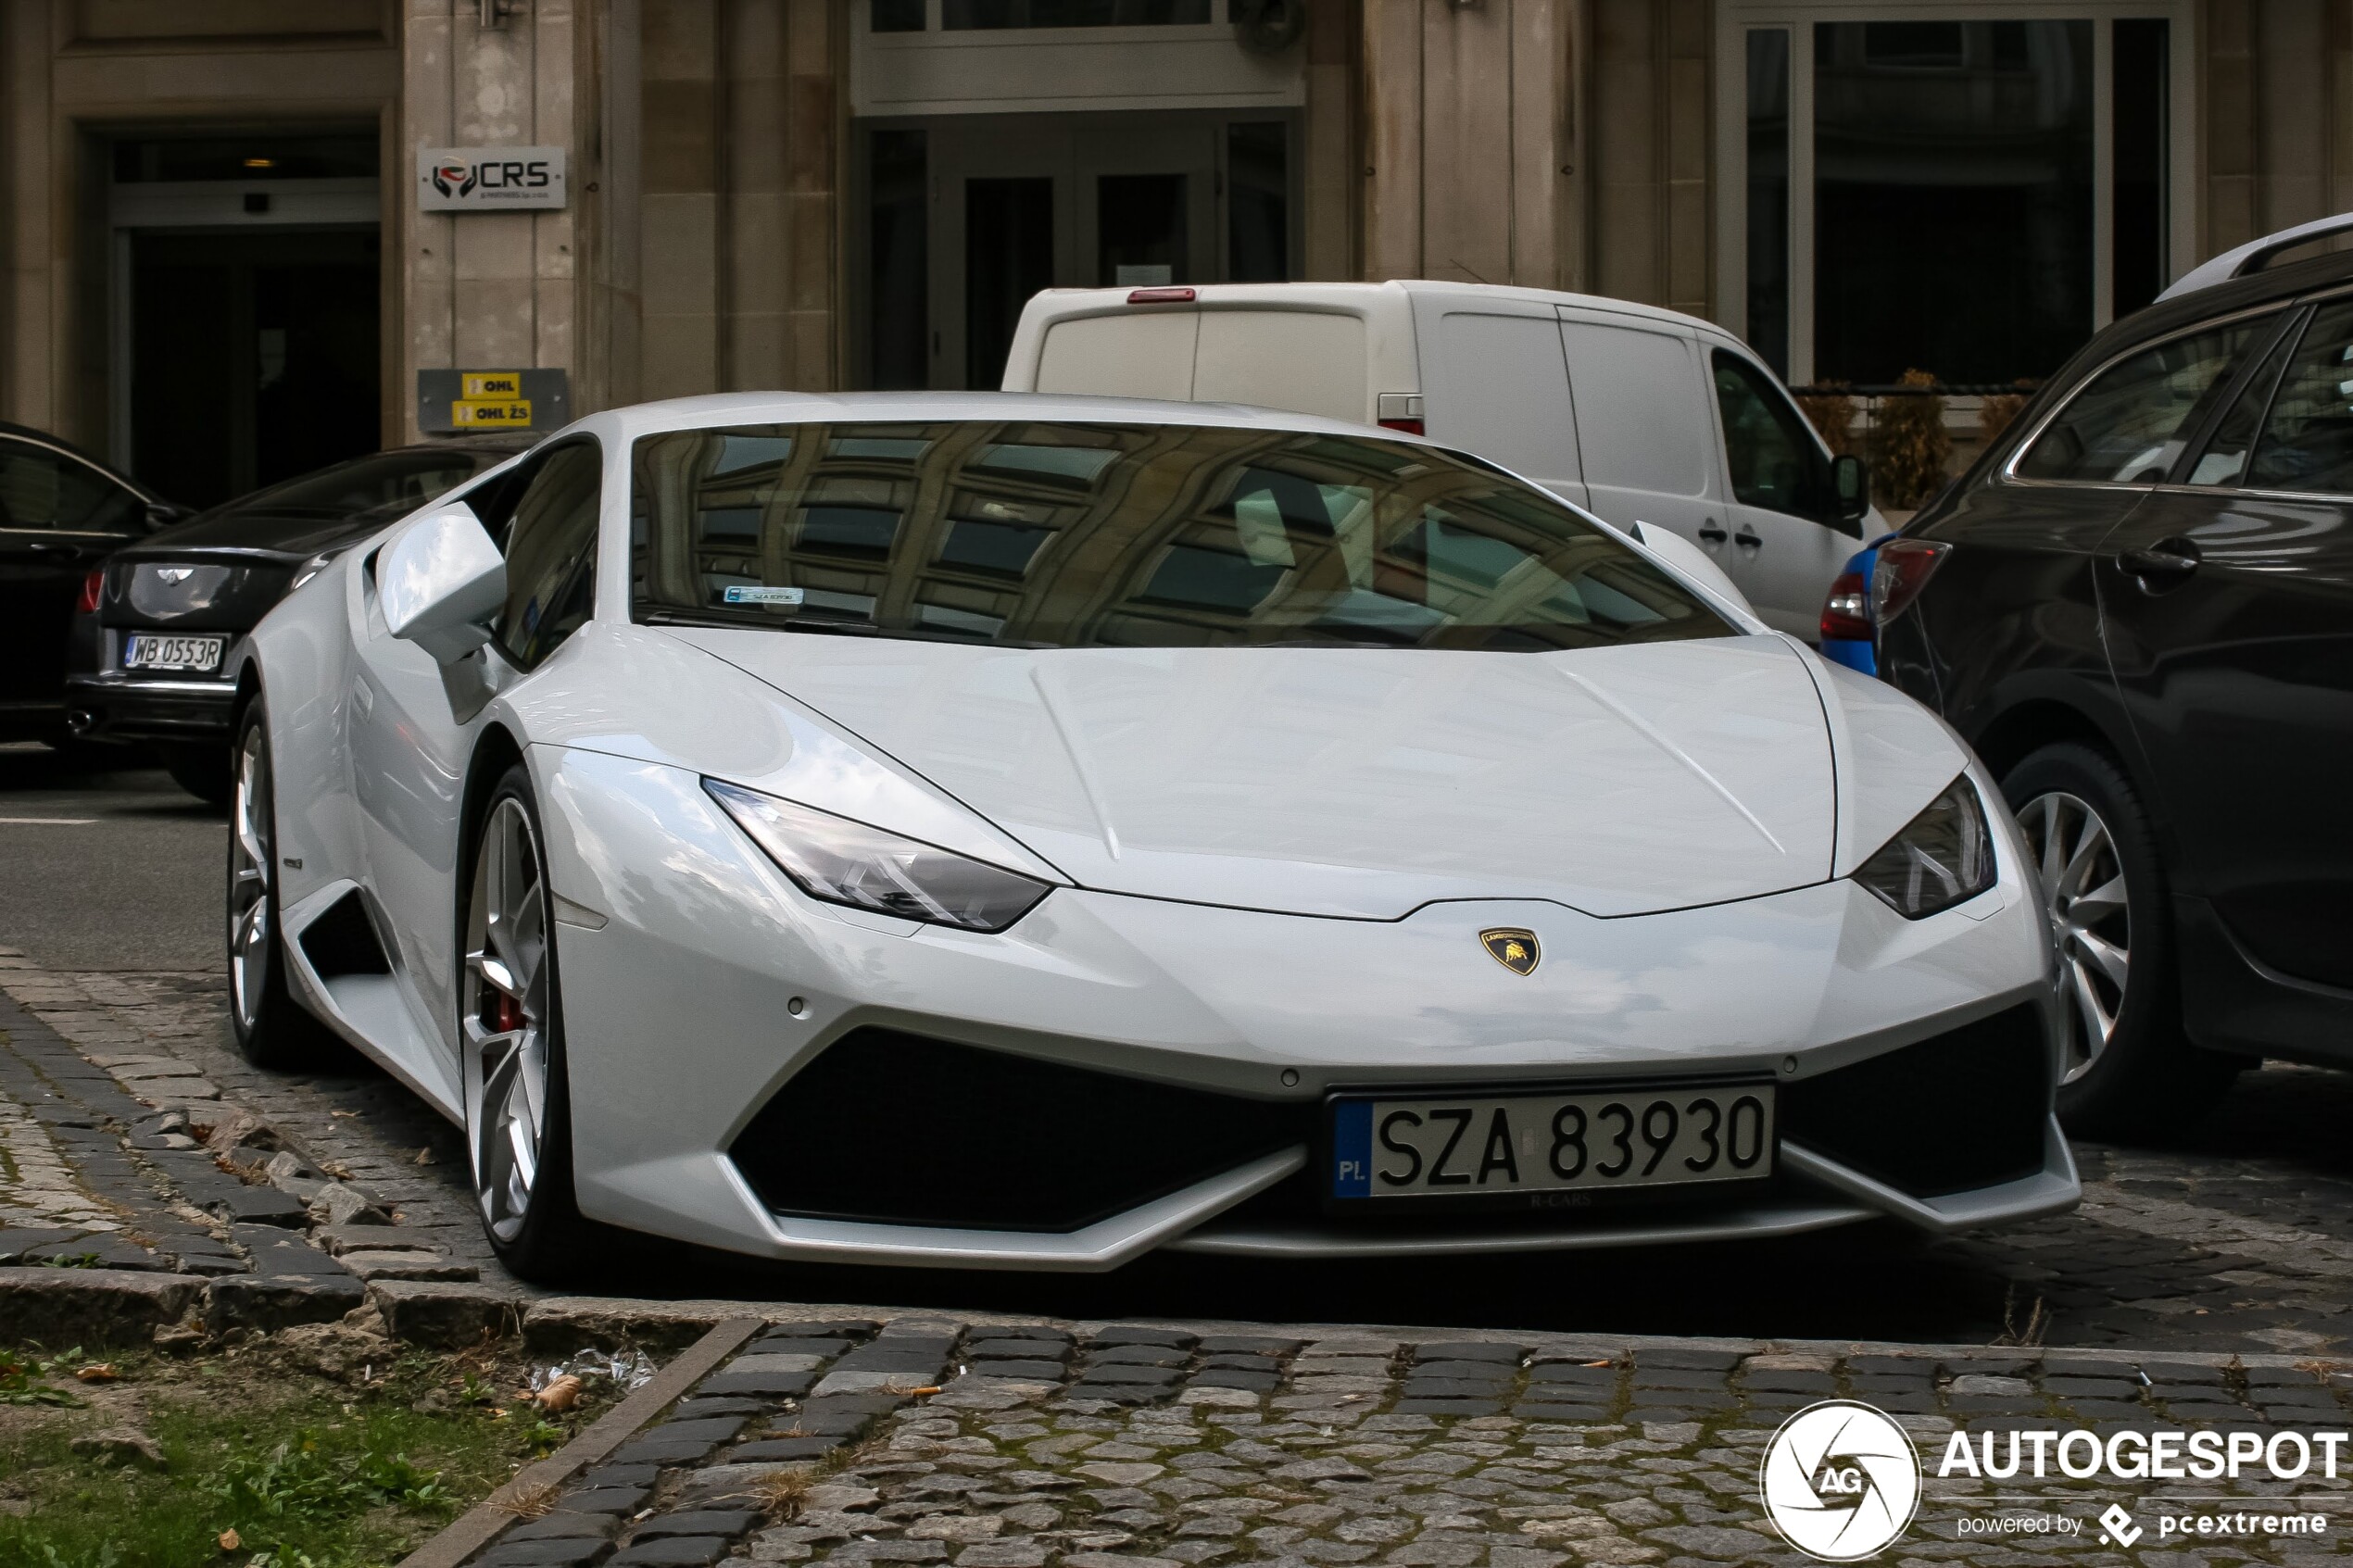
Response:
[462,763,591,1280]
[2003,741,2240,1139]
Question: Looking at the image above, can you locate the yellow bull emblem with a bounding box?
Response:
[1479,928,1540,976]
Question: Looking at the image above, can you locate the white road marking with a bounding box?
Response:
[0,817,99,825]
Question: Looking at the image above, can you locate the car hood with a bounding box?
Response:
[665,630,1836,919]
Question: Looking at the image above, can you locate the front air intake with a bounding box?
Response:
[729,1030,1309,1232]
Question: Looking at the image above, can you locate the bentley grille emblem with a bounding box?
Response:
[156,567,194,584]
[1480,928,1540,976]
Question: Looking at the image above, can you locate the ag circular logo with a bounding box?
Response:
[1758,1399,1921,1562]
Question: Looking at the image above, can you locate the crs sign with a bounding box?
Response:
[415,147,567,211]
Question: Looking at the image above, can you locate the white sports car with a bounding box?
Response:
[224,393,2078,1280]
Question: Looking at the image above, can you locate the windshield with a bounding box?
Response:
[630,422,1731,652]
[221,448,507,520]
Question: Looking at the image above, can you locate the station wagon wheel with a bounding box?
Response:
[2019,790,2129,1085]
[460,763,588,1275]
[2001,741,2242,1137]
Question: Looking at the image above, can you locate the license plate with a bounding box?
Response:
[1330,1085,1775,1199]
[122,633,226,672]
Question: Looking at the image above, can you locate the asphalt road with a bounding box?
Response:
[0,743,224,971]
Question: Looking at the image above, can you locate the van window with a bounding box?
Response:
[1421,313,1579,487]
[1560,321,1711,498]
[1710,349,1845,531]
[1191,312,1366,423]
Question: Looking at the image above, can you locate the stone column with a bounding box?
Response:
[402,0,614,438]
[1359,0,1581,290]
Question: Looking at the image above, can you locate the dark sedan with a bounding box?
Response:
[1833,216,2353,1137]
[1,421,186,745]
[66,434,538,802]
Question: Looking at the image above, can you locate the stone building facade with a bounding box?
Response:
[1,0,2347,501]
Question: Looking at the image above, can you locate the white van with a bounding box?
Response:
[1002,280,1877,636]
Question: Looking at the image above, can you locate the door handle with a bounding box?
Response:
[1734,525,1763,549]
[1697,521,1729,544]
[25,540,86,556]
[2119,538,2200,581]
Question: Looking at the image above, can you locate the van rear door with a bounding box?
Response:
[1416,305,1584,504]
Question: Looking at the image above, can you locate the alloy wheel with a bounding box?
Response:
[228,723,273,1034]
[2020,790,2131,1085]
[463,797,552,1243]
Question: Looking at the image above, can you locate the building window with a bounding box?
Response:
[940,0,1211,27]
[1718,6,2187,389]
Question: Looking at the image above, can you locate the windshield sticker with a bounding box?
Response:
[722,585,806,606]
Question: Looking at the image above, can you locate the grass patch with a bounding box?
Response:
[0,1334,621,1568]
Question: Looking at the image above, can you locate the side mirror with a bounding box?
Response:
[1831,455,1870,523]
[380,503,506,662]
[143,502,195,533]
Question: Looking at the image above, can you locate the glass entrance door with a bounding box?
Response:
[877,111,1287,390]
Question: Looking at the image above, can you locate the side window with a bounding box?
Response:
[1709,349,1846,533]
[494,442,602,670]
[2244,299,2353,496]
[0,442,143,533]
[2015,320,2268,484]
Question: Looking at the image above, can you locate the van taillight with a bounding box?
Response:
[1126,287,1196,304]
[1871,539,1951,625]
[1819,571,1872,642]
[1378,418,1424,436]
[76,568,104,614]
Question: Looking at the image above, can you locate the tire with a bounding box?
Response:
[163,742,233,808]
[461,763,593,1281]
[2002,741,2242,1139]
[227,701,332,1068]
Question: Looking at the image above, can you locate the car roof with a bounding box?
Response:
[568,388,1436,442]
[0,420,160,501]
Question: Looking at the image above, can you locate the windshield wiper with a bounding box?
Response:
[638,608,1051,648]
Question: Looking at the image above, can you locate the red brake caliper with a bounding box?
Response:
[489,992,522,1033]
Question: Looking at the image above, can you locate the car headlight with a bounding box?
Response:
[1854,774,1996,919]
[704,778,1052,933]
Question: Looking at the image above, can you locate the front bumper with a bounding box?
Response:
[65,671,239,745]
[532,746,2076,1270]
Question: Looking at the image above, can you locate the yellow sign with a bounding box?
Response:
[462,372,523,398]
[453,398,533,426]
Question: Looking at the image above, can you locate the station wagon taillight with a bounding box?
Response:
[76,568,103,615]
[1871,539,1952,626]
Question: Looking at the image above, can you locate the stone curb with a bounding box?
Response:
[396,1316,762,1568]
[515,1296,2350,1372]
[0,1268,207,1346]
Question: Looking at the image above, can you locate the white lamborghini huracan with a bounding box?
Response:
[224,393,2078,1280]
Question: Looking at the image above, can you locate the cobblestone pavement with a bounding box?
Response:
[5,948,2353,1356]
[465,1320,2353,1568]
